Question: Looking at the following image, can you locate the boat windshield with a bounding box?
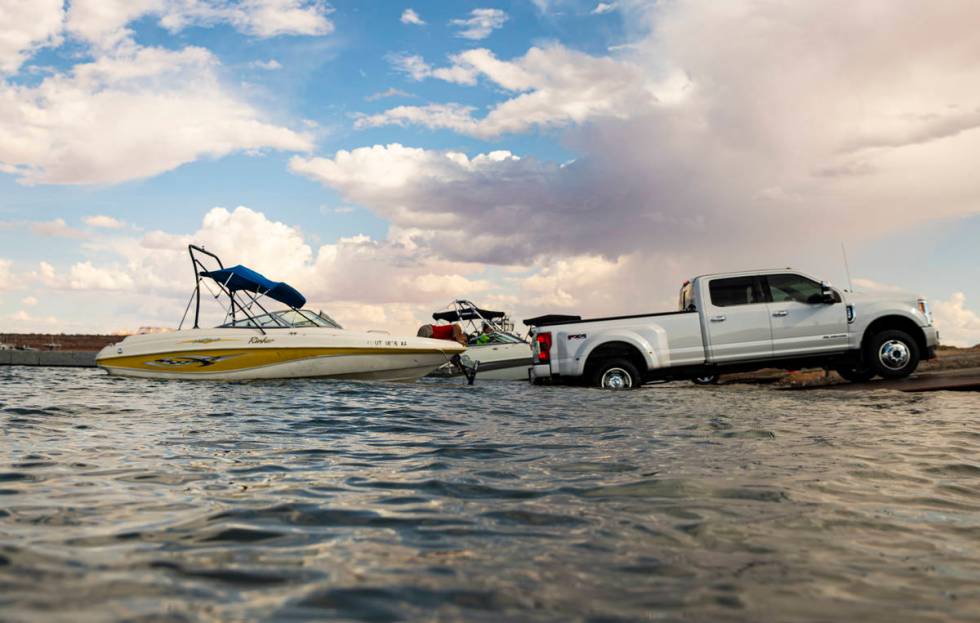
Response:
[219,309,342,329]
[468,331,525,345]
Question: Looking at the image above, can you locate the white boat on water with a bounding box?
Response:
[427,300,533,381]
[96,246,465,381]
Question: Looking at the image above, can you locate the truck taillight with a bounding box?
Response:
[535,332,552,364]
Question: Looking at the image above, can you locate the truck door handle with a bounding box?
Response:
[710,315,726,322]
[772,310,788,317]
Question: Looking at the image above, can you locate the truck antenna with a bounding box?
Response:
[841,242,854,292]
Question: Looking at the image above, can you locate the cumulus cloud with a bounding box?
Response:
[400,8,425,26]
[364,87,412,102]
[34,261,58,288]
[450,8,507,40]
[250,59,283,70]
[67,0,334,48]
[289,143,702,264]
[30,219,88,239]
[68,261,135,290]
[592,3,617,15]
[933,293,980,348]
[0,45,311,184]
[355,103,478,134]
[0,0,325,186]
[83,215,127,229]
[364,46,658,137]
[212,0,334,38]
[386,53,479,85]
[6,309,59,327]
[0,0,64,74]
[181,208,495,309]
[36,206,497,333]
[339,0,980,282]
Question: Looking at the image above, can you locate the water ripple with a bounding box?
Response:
[1,367,979,621]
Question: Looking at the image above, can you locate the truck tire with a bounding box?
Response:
[692,374,720,385]
[591,358,640,390]
[834,366,875,383]
[865,329,920,379]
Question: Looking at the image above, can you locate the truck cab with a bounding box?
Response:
[690,270,849,363]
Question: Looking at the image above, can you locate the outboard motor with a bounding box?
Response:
[417,323,478,384]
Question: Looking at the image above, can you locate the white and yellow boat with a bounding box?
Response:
[96,246,465,381]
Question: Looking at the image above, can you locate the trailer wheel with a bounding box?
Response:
[834,366,875,383]
[591,358,640,390]
[692,374,720,385]
[866,330,920,379]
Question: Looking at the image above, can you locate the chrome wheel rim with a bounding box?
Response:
[601,368,632,389]
[878,340,911,370]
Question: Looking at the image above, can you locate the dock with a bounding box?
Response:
[798,368,980,393]
[0,350,97,367]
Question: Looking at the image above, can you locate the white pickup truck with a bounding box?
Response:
[526,269,939,389]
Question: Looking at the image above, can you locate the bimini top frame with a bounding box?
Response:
[432,299,526,343]
[180,245,326,334]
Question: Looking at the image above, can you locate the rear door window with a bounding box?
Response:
[766,274,824,304]
[709,277,765,307]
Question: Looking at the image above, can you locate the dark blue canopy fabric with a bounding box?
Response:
[201,265,306,309]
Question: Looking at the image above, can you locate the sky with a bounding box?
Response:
[0,0,978,346]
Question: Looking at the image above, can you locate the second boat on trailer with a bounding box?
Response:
[428,300,533,381]
[95,245,465,381]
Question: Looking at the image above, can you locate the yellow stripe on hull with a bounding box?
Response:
[98,347,450,375]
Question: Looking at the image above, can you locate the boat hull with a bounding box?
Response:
[96,329,465,381]
[430,342,533,381]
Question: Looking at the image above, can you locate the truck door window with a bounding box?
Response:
[708,277,765,307]
[767,274,824,304]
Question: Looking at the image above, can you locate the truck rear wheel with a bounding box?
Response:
[591,359,640,390]
[866,330,920,379]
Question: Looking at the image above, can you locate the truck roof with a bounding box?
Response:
[690,268,801,281]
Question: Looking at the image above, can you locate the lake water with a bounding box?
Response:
[1,367,978,622]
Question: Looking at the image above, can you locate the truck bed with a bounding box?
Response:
[537,311,705,378]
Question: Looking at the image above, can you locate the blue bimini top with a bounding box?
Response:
[201,265,307,309]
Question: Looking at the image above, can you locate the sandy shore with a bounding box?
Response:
[723,345,980,387]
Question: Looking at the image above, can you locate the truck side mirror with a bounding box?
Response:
[819,281,837,304]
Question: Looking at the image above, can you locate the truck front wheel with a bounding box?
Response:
[866,330,920,379]
[591,359,640,390]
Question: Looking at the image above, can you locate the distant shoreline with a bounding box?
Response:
[0,333,124,352]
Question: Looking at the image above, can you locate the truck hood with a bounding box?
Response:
[843,290,921,307]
